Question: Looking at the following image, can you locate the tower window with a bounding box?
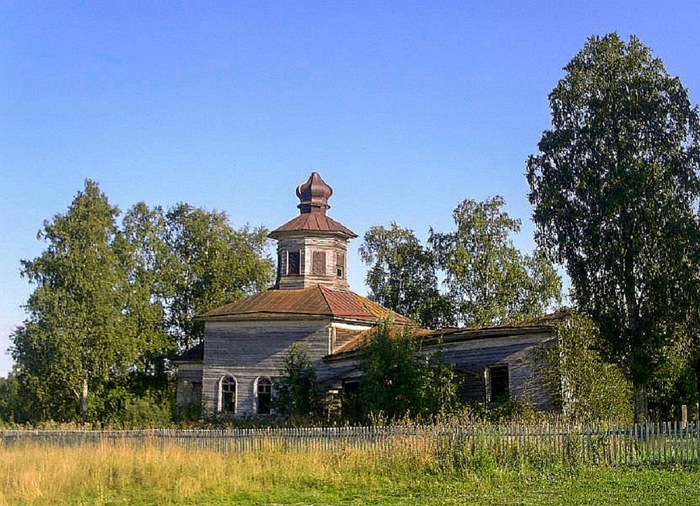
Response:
[336,252,345,278]
[287,251,300,275]
[312,251,326,276]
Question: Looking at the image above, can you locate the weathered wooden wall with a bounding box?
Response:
[197,315,557,416]
[175,365,203,410]
[202,318,371,416]
[426,331,556,409]
[202,319,329,415]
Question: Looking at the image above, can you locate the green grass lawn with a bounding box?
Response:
[167,467,699,506]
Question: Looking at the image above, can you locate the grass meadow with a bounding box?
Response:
[1,438,699,505]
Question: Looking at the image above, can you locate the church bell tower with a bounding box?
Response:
[268,172,357,290]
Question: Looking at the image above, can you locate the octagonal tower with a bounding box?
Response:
[268,172,357,290]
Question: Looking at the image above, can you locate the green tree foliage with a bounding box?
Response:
[274,342,325,420]
[360,224,451,329]
[12,181,132,422]
[646,334,698,421]
[354,320,459,422]
[526,34,700,421]
[12,181,275,423]
[162,204,273,350]
[117,203,174,407]
[544,314,632,423]
[429,196,562,327]
[0,374,21,424]
[360,199,561,330]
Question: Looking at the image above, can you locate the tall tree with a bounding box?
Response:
[12,181,131,422]
[360,223,451,329]
[12,184,276,423]
[117,203,174,400]
[429,196,561,327]
[526,34,700,421]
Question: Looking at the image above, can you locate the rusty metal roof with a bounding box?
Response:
[268,213,357,239]
[199,285,411,324]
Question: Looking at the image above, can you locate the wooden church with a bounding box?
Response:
[175,173,560,417]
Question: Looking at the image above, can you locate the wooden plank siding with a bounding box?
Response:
[196,315,557,417]
[201,318,372,416]
[419,332,556,409]
[202,319,329,416]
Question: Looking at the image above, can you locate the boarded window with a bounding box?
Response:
[312,251,326,276]
[287,251,300,275]
[336,252,345,278]
[221,376,236,413]
[487,365,509,403]
[256,377,272,415]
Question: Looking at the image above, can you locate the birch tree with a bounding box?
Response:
[527,34,700,421]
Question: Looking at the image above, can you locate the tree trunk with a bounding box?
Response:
[633,383,648,424]
[80,378,89,423]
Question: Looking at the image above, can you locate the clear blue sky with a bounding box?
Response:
[2,1,700,376]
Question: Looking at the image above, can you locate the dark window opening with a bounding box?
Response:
[257,377,272,415]
[312,251,326,276]
[221,376,236,413]
[288,251,300,275]
[341,380,361,419]
[343,380,360,396]
[488,365,509,403]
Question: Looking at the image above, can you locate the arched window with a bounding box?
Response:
[220,376,236,413]
[256,377,272,415]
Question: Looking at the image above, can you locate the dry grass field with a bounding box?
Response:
[1,439,699,505]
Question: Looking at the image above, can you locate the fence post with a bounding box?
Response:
[682,405,688,430]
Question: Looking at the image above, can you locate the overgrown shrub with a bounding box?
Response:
[542,313,632,422]
[119,395,173,428]
[350,320,460,423]
[274,342,325,422]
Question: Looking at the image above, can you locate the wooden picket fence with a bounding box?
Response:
[2,421,699,467]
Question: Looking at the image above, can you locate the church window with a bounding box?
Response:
[312,251,326,276]
[256,377,273,415]
[220,376,236,413]
[287,251,300,275]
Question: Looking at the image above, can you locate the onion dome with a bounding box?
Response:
[296,172,333,214]
[269,172,356,240]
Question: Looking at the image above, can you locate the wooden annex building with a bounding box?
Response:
[174,173,560,417]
